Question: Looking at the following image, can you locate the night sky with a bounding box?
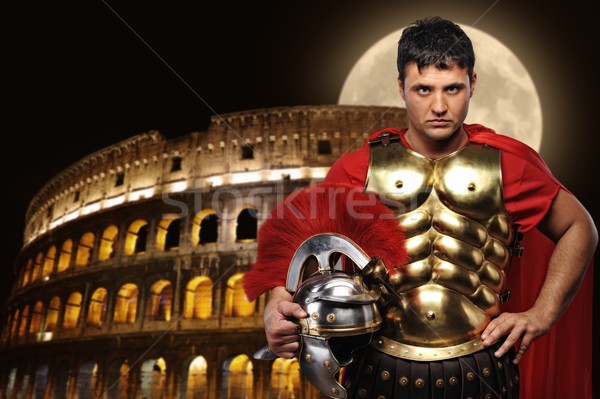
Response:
[4,0,598,371]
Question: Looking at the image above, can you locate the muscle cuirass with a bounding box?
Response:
[365,136,514,361]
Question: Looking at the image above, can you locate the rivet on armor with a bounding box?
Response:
[502,386,507,394]
[482,368,490,377]
[323,360,331,369]
[497,361,503,369]
[415,378,425,389]
[399,376,409,386]
[435,378,444,388]
[358,388,368,398]
[331,388,339,396]
[377,396,386,399]
[426,311,435,320]
[449,376,458,386]
[468,182,476,191]
[485,394,492,399]
[509,381,513,389]
[381,370,390,380]
[395,180,403,189]
[311,312,320,320]
[364,365,373,374]
[326,313,336,323]
[515,375,520,383]
[466,371,475,381]
[304,354,312,363]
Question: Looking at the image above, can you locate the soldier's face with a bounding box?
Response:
[399,63,476,143]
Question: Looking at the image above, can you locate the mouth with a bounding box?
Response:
[427,119,451,127]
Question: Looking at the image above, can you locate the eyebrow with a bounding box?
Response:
[412,82,467,90]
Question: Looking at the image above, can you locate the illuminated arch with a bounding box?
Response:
[99,225,119,261]
[271,358,301,399]
[223,354,253,399]
[31,252,43,283]
[183,356,208,398]
[21,258,32,287]
[10,309,20,340]
[236,208,258,242]
[18,305,29,338]
[29,301,44,334]
[224,273,255,317]
[63,292,82,330]
[192,209,218,246]
[156,217,181,252]
[184,276,213,319]
[76,361,98,399]
[86,288,108,327]
[147,280,173,321]
[124,220,148,256]
[105,359,130,399]
[42,246,56,279]
[140,358,166,399]
[57,239,73,272]
[45,296,61,332]
[114,284,139,324]
[75,232,95,267]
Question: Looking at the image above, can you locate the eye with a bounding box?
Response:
[417,86,430,95]
[446,86,459,94]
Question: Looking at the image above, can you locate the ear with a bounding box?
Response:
[469,72,477,97]
[398,77,406,101]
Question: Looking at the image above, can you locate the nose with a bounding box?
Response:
[431,93,447,116]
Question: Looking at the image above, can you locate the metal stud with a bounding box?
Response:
[381,370,390,380]
[399,376,409,386]
[304,354,312,363]
[326,313,336,323]
[311,312,319,320]
[483,368,491,377]
[415,378,425,389]
[323,360,331,369]
[466,371,475,382]
[468,183,476,191]
[331,388,339,396]
[435,378,444,388]
[449,376,458,386]
[395,180,403,189]
[358,388,367,398]
[364,365,373,374]
[426,311,435,320]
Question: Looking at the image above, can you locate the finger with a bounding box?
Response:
[481,315,510,345]
[512,333,534,364]
[494,328,523,358]
[278,302,307,319]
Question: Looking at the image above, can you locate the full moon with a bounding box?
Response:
[338,25,542,151]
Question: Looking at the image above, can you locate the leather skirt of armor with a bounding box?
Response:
[341,340,519,399]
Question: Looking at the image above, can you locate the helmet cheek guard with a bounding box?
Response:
[287,233,384,399]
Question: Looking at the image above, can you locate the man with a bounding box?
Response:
[256,17,597,398]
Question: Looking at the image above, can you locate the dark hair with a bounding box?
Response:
[397,17,475,84]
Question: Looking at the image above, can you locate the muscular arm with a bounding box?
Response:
[481,189,598,363]
[263,286,308,359]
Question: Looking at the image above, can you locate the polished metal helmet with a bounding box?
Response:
[293,270,381,399]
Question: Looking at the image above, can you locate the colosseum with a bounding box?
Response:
[0,105,406,399]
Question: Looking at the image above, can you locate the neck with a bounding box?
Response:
[404,127,469,159]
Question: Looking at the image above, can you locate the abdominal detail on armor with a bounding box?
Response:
[365,136,513,359]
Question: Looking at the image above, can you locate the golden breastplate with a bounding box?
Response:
[365,138,513,360]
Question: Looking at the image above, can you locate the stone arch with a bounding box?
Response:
[31,251,43,283]
[180,355,208,399]
[86,287,108,327]
[99,225,119,261]
[33,364,49,399]
[139,357,166,399]
[124,220,148,256]
[113,283,139,324]
[183,276,213,319]
[63,291,82,330]
[271,358,301,399]
[221,354,253,399]
[224,273,255,317]
[17,305,29,338]
[21,258,32,287]
[105,359,130,399]
[147,280,173,321]
[76,360,98,399]
[75,232,95,267]
[45,296,61,332]
[192,209,218,246]
[29,301,44,335]
[42,246,56,279]
[156,217,181,251]
[235,208,257,242]
[57,239,73,272]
